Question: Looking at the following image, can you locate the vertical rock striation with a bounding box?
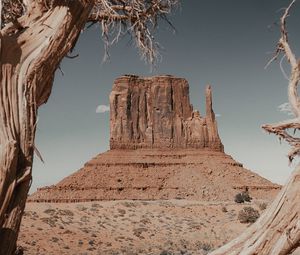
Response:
[109,75,224,151]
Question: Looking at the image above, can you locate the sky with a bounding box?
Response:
[31,0,300,192]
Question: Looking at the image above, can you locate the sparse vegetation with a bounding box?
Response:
[19,199,271,254]
[197,241,214,254]
[44,209,56,215]
[258,202,268,211]
[238,207,260,224]
[58,209,74,217]
[76,205,88,211]
[51,237,59,243]
[221,206,228,213]
[234,189,252,204]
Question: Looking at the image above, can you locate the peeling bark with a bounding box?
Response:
[0,1,93,254]
[212,1,300,254]
[0,1,179,253]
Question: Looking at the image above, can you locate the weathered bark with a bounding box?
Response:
[262,0,300,162]
[212,1,300,254]
[0,1,93,254]
[0,1,179,253]
[211,164,300,255]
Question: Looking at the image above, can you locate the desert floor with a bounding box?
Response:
[18,199,268,255]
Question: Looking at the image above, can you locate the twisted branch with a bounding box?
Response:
[1,0,178,65]
[88,0,178,65]
[262,0,300,162]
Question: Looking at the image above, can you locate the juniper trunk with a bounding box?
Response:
[0,1,93,254]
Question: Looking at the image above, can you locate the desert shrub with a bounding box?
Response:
[58,209,74,216]
[196,241,214,254]
[238,206,260,223]
[201,243,213,251]
[197,241,214,254]
[122,201,136,207]
[76,205,88,211]
[41,217,57,227]
[234,190,252,203]
[51,237,59,243]
[242,191,252,202]
[44,209,56,215]
[221,206,228,213]
[234,193,244,203]
[160,251,173,255]
[117,209,126,215]
[80,216,89,223]
[258,202,268,211]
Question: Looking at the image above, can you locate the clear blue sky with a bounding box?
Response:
[31,0,300,192]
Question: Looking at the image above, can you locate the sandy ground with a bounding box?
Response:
[18,199,270,255]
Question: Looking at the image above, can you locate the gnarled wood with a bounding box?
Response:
[212,1,300,254]
[0,1,178,253]
[262,0,300,162]
[0,1,93,254]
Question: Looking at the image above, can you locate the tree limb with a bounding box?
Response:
[263,0,300,162]
[88,0,178,65]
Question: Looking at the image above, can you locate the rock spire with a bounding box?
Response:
[109,75,224,151]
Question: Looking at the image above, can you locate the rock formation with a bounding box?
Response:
[110,75,223,151]
[29,75,280,203]
[29,149,280,202]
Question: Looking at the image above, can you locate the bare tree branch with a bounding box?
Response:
[88,0,178,65]
[1,0,178,66]
[262,0,300,162]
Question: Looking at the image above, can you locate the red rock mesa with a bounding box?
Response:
[110,75,223,151]
[29,75,280,202]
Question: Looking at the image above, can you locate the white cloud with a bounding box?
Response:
[96,105,110,113]
[278,102,293,116]
[215,113,221,117]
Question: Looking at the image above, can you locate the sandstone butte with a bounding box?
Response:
[29,75,281,203]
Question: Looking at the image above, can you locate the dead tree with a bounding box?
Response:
[0,1,178,254]
[211,1,300,254]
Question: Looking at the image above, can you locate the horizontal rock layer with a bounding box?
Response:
[29,149,280,202]
[109,75,224,151]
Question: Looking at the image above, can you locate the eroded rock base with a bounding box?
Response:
[29,149,280,202]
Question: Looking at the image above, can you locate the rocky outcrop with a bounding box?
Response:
[110,75,223,151]
[28,75,281,203]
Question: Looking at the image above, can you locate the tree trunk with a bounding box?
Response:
[0,1,93,254]
[211,164,300,255]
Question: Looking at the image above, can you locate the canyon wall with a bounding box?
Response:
[109,75,224,151]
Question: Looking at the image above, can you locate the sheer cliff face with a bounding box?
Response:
[109,75,224,151]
